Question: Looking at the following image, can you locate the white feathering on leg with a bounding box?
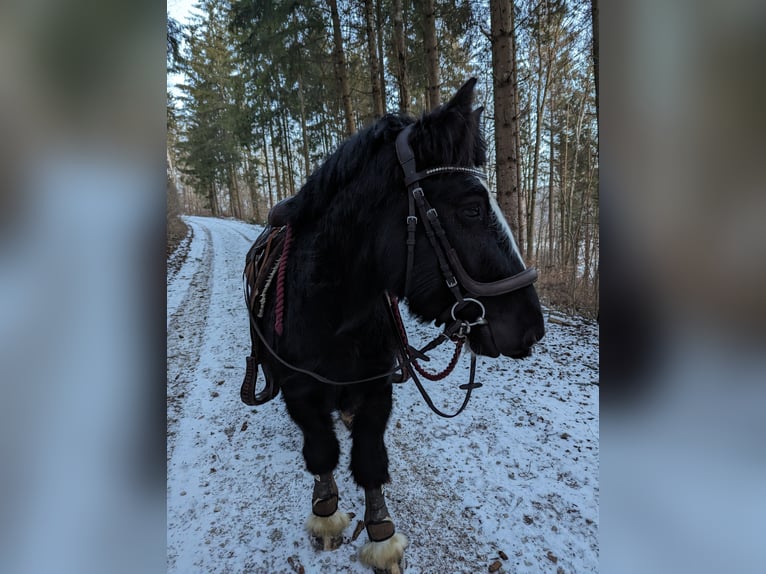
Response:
[305,511,351,550]
[358,532,408,572]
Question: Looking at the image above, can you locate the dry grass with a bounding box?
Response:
[167,179,188,259]
[536,266,598,319]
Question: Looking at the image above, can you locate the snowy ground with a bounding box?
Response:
[167,215,599,574]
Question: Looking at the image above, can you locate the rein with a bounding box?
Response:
[386,293,480,418]
[246,289,480,418]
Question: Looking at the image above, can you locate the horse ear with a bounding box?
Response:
[443,77,478,112]
[410,77,483,166]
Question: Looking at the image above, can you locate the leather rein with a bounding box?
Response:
[246,124,538,418]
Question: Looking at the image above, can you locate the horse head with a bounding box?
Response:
[278,78,543,358]
[398,78,545,359]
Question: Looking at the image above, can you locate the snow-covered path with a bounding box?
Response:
[167,215,599,574]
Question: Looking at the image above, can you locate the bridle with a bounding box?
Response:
[246,124,539,418]
[377,124,539,417]
[394,124,538,339]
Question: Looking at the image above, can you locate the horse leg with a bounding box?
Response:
[350,383,408,573]
[306,472,350,550]
[283,388,351,551]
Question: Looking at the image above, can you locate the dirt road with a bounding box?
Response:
[167,216,599,573]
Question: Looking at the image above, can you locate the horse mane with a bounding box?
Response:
[289,113,411,228]
[288,78,486,229]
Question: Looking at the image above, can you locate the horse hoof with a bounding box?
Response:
[371,553,406,574]
[310,534,344,551]
[305,510,351,552]
[359,533,408,574]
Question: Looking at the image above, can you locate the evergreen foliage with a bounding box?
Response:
[166,0,598,314]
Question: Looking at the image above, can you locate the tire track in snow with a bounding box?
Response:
[212,217,260,245]
[169,216,301,573]
[167,218,214,462]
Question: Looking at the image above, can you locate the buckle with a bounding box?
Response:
[406,215,418,225]
[456,321,471,338]
[426,208,438,220]
[411,187,424,200]
[446,277,458,288]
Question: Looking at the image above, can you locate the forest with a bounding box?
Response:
[166,0,598,316]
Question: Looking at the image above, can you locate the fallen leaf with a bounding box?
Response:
[499,550,508,560]
[546,550,558,563]
[351,520,365,541]
[489,560,502,572]
[287,556,305,574]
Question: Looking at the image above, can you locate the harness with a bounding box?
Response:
[240,124,539,417]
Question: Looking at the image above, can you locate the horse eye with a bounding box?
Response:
[462,205,481,218]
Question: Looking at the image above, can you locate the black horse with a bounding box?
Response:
[241,78,544,573]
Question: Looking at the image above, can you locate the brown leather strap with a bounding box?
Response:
[446,249,538,296]
[312,495,338,518]
[365,519,395,542]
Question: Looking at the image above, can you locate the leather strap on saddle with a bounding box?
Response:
[240,355,280,406]
[240,225,286,406]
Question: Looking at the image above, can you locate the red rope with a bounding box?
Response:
[390,297,463,381]
[412,339,464,381]
[274,225,293,336]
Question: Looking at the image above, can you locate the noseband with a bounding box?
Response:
[394,124,538,335]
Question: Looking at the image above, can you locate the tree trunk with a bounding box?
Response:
[327,0,355,137]
[261,131,274,210]
[527,63,551,261]
[279,109,296,196]
[208,182,219,217]
[591,0,599,122]
[582,150,594,288]
[527,11,555,261]
[514,50,525,254]
[376,0,387,109]
[268,122,283,202]
[243,150,261,222]
[567,87,588,267]
[228,165,242,219]
[548,89,556,267]
[392,0,410,113]
[364,0,385,119]
[297,69,311,179]
[422,0,439,110]
[559,102,570,267]
[489,0,521,239]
